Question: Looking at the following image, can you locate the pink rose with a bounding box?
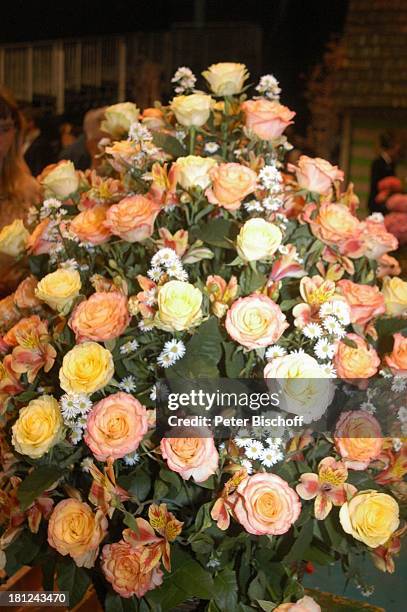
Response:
[289,155,343,194]
[85,392,148,461]
[105,195,161,242]
[334,410,383,470]
[160,436,219,482]
[225,294,288,350]
[69,291,131,342]
[233,473,301,535]
[241,99,295,140]
[361,218,398,259]
[337,279,385,326]
[274,595,321,612]
[385,333,407,376]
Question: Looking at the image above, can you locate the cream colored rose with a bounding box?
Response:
[12,395,63,459]
[264,353,335,423]
[35,268,81,313]
[101,102,140,138]
[170,94,213,127]
[0,219,29,257]
[40,160,79,199]
[236,218,282,261]
[155,280,202,332]
[59,341,114,394]
[382,277,407,316]
[202,62,249,96]
[175,155,217,190]
[339,490,399,548]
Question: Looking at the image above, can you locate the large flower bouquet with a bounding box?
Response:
[0,62,406,611]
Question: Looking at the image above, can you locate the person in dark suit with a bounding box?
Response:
[368,131,401,214]
[22,107,55,177]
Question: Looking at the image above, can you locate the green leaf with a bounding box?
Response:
[223,342,245,378]
[214,568,238,610]
[190,501,213,536]
[123,511,139,533]
[239,267,267,294]
[167,317,222,379]
[152,131,186,158]
[159,467,182,493]
[118,467,151,501]
[56,559,90,609]
[5,530,41,575]
[17,465,62,511]
[146,581,187,611]
[257,601,277,612]
[283,524,313,563]
[170,548,215,600]
[190,533,214,554]
[341,336,358,349]
[105,592,138,612]
[197,218,239,248]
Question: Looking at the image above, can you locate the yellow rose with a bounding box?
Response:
[155,280,202,332]
[35,268,81,313]
[339,490,399,548]
[175,155,217,190]
[202,62,249,96]
[101,102,140,138]
[236,218,282,262]
[40,160,79,200]
[12,395,63,459]
[0,219,29,257]
[382,277,407,316]
[170,94,213,127]
[59,341,114,394]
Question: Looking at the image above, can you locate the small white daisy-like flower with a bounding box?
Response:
[245,440,264,459]
[397,406,407,422]
[255,74,281,100]
[70,427,83,445]
[138,320,154,332]
[119,375,137,393]
[81,457,94,472]
[314,338,336,360]
[392,377,407,393]
[319,302,334,318]
[206,558,221,569]
[76,394,92,415]
[163,339,186,361]
[152,247,178,267]
[321,363,337,377]
[240,458,253,474]
[60,258,79,270]
[120,339,140,355]
[263,196,283,211]
[303,323,323,339]
[147,267,163,282]
[234,436,253,448]
[204,142,219,154]
[40,197,62,220]
[379,368,392,378]
[322,316,338,334]
[331,300,351,325]
[260,446,284,468]
[166,261,188,281]
[157,351,177,368]
[171,66,197,93]
[175,130,187,143]
[128,121,153,142]
[259,164,282,190]
[123,451,140,466]
[332,322,346,339]
[360,401,376,414]
[265,345,287,360]
[393,438,402,452]
[150,385,157,401]
[144,288,157,307]
[244,199,263,212]
[60,394,81,422]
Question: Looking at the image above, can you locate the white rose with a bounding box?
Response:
[175,155,217,190]
[264,353,335,423]
[101,102,140,138]
[0,219,29,257]
[170,94,213,127]
[202,62,249,96]
[236,218,282,262]
[41,161,79,200]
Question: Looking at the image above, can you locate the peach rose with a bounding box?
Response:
[290,155,343,194]
[205,163,257,211]
[69,292,130,342]
[70,205,112,245]
[225,294,288,350]
[275,596,321,612]
[101,541,163,598]
[304,202,364,258]
[385,333,407,376]
[337,280,385,326]
[160,437,219,482]
[233,473,301,535]
[105,195,161,242]
[85,392,148,461]
[241,99,295,140]
[334,410,383,470]
[0,295,20,334]
[334,334,380,380]
[361,217,398,259]
[48,499,107,568]
[377,254,401,278]
[14,276,41,309]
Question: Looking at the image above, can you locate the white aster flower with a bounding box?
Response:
[206,559,221,569]
[138,320,154,332]
[244,199,263,212]
[259,164,282,190]
[39,197,62,220]
[162,339,186,361]
[70,427,83,445]
[265,345,287,360]
[379,368,392,378]
[263,196,283,211]
[360,401,376,414]
[120,339,140,355]
[393,438,402,452]
[240,458,253,474]
[245,440,264,460]
[166,261,188,281]
[81,457,94,472]
[392,377,407,393]
[204,142,219,154]
[314,338,336,360]
[331,300,351,325]
[319,302,334,318]
[150,385,157,401]
[157,351,177,368]
[60,394,82,422]
[397,406,407,423]
[60,258,78,270]
[234,436,253,448]
[128,121,153,142]
[260,446,284,468]
[171,66,197,93]
[322,316,338,334]
[152,248,178,267]
[119,375,137,393]
[333,322,346,339]
[147,267,163,282]
[303,323,323,339]
[123,451,140,466]
[321,363,337,377]
[255,74,281,100]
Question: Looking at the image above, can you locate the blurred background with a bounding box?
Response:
[1,0,407,212]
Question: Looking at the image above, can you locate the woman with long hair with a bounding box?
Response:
[0,87,40,295]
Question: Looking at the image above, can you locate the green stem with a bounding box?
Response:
[189,126,196,155]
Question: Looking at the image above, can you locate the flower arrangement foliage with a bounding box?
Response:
[0,61,406,611]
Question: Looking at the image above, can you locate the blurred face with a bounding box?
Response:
[0,118,15,161]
